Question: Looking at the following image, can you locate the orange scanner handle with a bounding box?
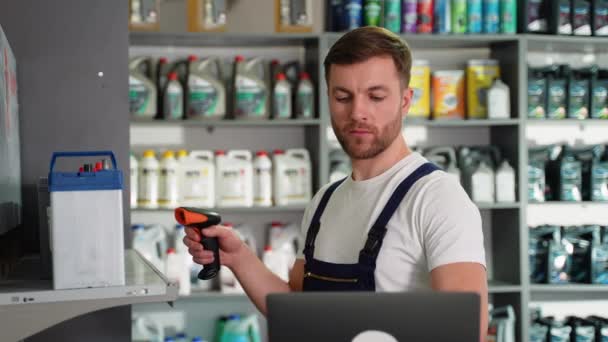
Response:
[174,207,222,280]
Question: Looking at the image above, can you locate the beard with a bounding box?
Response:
[331,108,403,160]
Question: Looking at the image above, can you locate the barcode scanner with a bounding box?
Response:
[174,207,222,280]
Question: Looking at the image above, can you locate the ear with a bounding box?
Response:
[401,87,413,119]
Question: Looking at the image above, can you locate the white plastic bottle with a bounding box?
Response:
[495,160,516,203]
[215,150,253,207]
[166,248,191,296]
[178,150,215,208]
[262,246,289,282]
[132,224,167,273]
[158,150,179,209]
[138,150,159,209]
[253,151,273,207]
[472,161,496,203]
[273,73,292,119]
[487,78,510,119]
[130,152,138,208]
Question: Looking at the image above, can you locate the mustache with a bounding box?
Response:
[343,122,377,133]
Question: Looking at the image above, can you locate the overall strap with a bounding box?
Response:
[302,178,347,261]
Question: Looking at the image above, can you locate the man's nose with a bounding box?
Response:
[349,95,369,121]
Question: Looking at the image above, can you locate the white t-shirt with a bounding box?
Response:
[298,152,486,291]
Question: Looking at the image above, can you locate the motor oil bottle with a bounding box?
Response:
[528,67,549,119]
[552,0,573,35]
[273,73,292,119]
[424,146,461,183]
[495,160,516,203]
[344,0,364,30]
[472,160,495,203]
[138,150,159,209]
[274,149,312,206]
[158,150,179,209]
[129,56,157,118]
[233,56,270,120]
[573,0,592,36]
[487,78,511,119]
[162,72,184,120]
[156,57,171,118]
[187,57,225,120]
[295,72,315,119]
[524,0,550,33]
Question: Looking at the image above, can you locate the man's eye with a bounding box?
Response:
[371,96,385,102]
[336,97,350,103]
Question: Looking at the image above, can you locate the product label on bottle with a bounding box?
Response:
[273,87,291,119]
[384,0,401,33]
[528,163,545,202]
[188,76,219,118]
[595,3,608,35]
[573,2,592,35]
[468,0,483,33]
[527,0,547,32]
[254,168,272,204]
[220,169,245,200]
[483,0,500,33]
[129,76,150,115]
[235,76,267,118]
[560,163,582,201]
[182,167,211,203]
[165,85,183,119]
[558,1,572,34]
[500,0,516,33]
[402,0,418,33]
[345,1,363,30]
[297,86,314,118]
[158,167,178,205]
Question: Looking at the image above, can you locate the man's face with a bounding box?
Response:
[328,56,412,160]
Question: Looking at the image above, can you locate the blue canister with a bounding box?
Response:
[344,0,363,30]
[483,0,500,33]
[434,0,451,33]
[468,0,483,33]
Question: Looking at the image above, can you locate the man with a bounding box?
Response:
[183,26,488,339]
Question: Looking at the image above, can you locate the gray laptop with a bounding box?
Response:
[267,292,480,342]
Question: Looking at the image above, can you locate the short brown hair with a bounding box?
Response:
[324,26,412,88]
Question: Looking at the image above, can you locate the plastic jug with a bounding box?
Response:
[487,78,510,119]
[178,150,215,208]
[132,224,168,273]
[233,56,270,120]
[132,315,164,342]
[295,72,315,119]
[487,306,516,342]
[156,57,172,118]
[216,150,254,207]
[253,151,273,207]
[273,149,312,206]
[138,150,159,209]
[159,150,179,209]
[273,73,292,119]
[471,161,495,203]
[166,248,191,296]
[424,147,461,184]
[495,160,516,203]
[262,246,289,282]
[129,56,157,118]
[219,314,262,342]
[268,221,300,269]
[130,153,138,208]
[187,57,226,120]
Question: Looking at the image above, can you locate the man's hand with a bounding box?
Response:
[430,262,488,342]
[183,225,246,269]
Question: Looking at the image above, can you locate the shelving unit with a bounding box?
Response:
[128,31,608,342]
[0,250,178,341]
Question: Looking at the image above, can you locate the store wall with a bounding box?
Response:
[0,1,131,341]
